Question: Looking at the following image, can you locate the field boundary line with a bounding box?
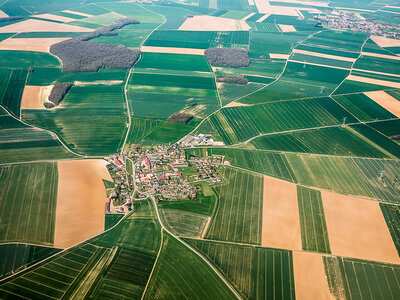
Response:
[120,3,166,151]
[329,35,370,96]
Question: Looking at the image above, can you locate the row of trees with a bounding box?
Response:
[168,112,193,124]
[50,18,141,73]
[44,82,73,108]
[216,75,249,85]
[205,48,250,67]
[0,16,24,22]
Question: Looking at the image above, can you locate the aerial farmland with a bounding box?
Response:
[1,0,400,299]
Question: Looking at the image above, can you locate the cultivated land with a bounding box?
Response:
[2,0,400,298]
[322,191,400,264]
[261,176,302,250]
[54,159,112,248]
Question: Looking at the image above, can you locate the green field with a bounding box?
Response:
[369,119,400,139]
[22,85,128,156]
[0,244,60,280]
[380,204,400,256]
[135,52,212,72]
[186,147,400,203]
[126,117,163,144]
[0,163,57,245]
[207,97,357,144]
[249,126,390,158]
[290,53,353,69]
[144,233,236,299]
[333,93,396,122]
[324,256,400,300]
[186,239,296,300]
[0,199,161,299]
[104,214,124,230]
[297,186,330,254]
[0,69,28,117]
[160,209,209,238]
[354,55,400,75]
[206,167,263,244]
[145,30,249,49]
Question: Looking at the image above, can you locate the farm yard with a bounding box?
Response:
[1,0,400,298]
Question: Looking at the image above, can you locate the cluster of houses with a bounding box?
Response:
[188,155,227,185]
[315,11,400,39]
[104,142,233,210]
[133,144,198,201]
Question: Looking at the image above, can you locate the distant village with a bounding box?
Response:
[315,10,400,39]
[104,142,227,213]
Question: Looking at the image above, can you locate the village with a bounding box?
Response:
[315,10,400,39]
[104,143,227,213]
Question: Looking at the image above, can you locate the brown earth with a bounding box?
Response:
[279,24,297,32]
[261,176,302,250]
[178,15,250,31]
[20,86,42,109]
[364,90,400,117]
[322,191,400,264]
[54,159,112,248]
[347,75,400,89]
[293,251,334,300]
[371,35,400,48]
[34,13,76,23]
[0,37,70,52]
[0,19,93,33]
[293,49,355,62]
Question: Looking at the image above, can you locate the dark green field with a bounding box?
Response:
[187,239,296,300]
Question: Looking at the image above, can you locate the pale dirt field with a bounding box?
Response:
[178,15,250,31]
[275,0,328,6]
[141,45,205,55]
[224,101,250,108]
[34,13,76,23]
[371,35,400,48]
[278,24,297,32]
[256,13,270,22]
[62,10,93,18]
[241,12,256,21]
[0,19,93,33]
[54,159,112,248]
[322,191,400,264]
[355,13,365,20]
[362,51,400,61]
[293,49,356,62]
[254,0,271,13]
[364,90,400,117]
[0,37,70,52]
[347,75,400,89]
[0,10,8,18]
[269,53,290,59]
[261,176,302,250]
[21,86,42,109]
[293,251,334,300]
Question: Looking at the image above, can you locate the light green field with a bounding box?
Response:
[206,167,263,245]
[0,163,58,245]
[160,209,209,238]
